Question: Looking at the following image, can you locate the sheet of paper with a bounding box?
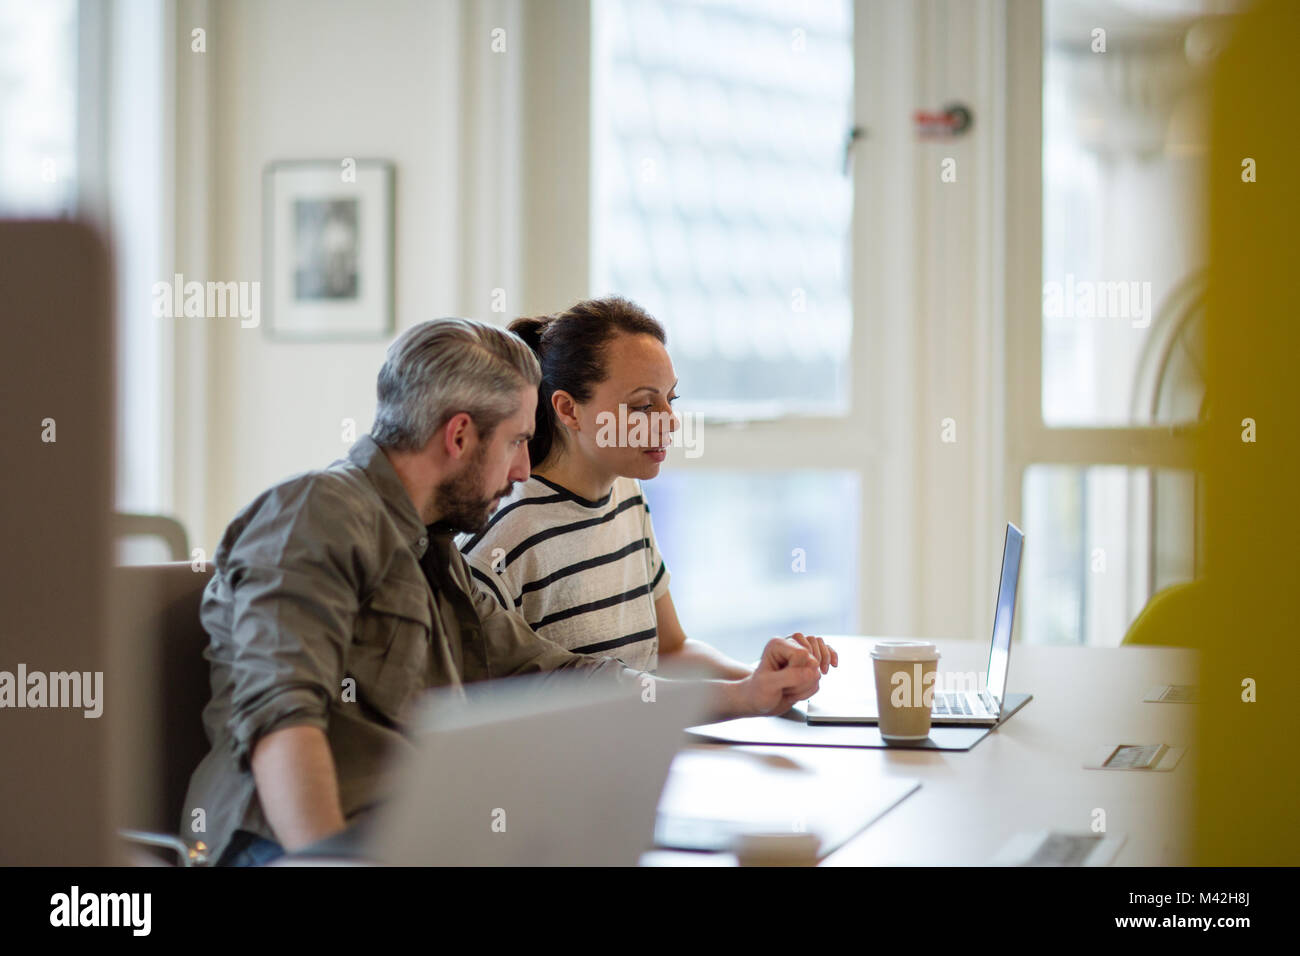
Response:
[655,747,920,854]
[1143,684,1199,703]
[1084,743,1186,771]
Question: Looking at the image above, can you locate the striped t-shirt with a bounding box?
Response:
[457,474,670,672]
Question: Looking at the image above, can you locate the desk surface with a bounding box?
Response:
[661,637,1198,866]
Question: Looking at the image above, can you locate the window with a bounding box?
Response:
[591,0,854,417]
[642,470,860,660]
[1022,465,1197,646]
[0,0,77,215]
[2,1,173,562]
[1041,0,1209,428]
[1010,0,1218,646]
[591,0,861,658]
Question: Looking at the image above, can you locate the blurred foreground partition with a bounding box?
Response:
[0,222,117,864]
[1197,0,1300,864]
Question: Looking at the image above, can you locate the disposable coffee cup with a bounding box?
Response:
[871,641,940,742]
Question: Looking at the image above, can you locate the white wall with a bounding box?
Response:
[184,0,609,554]
[195,0,465,549]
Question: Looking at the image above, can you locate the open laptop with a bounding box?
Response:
[369,673,710,866]
[807,522,1024,726]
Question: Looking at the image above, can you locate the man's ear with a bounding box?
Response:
[441,412,475,460]
[551,390,581,433]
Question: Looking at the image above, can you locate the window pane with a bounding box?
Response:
[0,0,77,215]
[591,0,854,416]
[1022,464,1196,646]
[1041,0,1214,426]
[641,470,859,663]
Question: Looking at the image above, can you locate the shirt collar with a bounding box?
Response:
[347,434,431,558]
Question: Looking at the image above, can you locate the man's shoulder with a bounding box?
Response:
[314,455,385,511]
[218,459,381,559]
[262,460,379,521]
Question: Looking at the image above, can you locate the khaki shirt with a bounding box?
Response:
[182,435,634,862]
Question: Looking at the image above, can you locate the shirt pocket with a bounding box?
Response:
[350,580,433,725]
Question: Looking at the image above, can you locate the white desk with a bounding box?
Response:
[654,637,1197,866]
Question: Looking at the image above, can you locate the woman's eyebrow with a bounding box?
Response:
[627,381,679,396]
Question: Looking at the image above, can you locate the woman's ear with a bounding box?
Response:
[551,389,582,433]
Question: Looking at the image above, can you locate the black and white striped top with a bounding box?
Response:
[457,475,670,672]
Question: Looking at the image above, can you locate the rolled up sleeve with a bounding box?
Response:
[209,479,368,768]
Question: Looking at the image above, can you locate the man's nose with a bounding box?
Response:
[509,446,530,483]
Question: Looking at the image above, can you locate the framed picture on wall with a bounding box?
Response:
[263,159,394,340]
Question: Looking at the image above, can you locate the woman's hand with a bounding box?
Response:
[786,631,838,674]
[730,634,836,716]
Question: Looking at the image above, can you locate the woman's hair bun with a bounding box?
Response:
[508,314,553,355]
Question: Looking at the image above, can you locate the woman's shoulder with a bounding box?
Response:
[613,477,657,527]
[612,475,649,507]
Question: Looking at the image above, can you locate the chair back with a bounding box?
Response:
[111,562,216,837]
[1121,580,1204,648]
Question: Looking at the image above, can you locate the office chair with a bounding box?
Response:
[1120,579,1205,649]
[113,512,190,563]
[111,561,215,865]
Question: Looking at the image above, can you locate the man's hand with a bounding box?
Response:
[727,633,838,716]
[250,724,347,852]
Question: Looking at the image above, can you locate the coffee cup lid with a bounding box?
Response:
[870,640,940,661]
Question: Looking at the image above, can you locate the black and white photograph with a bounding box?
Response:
[293,197,359,300]
[265,159,392,339]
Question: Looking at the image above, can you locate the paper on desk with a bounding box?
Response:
[655,747,920,856]
[1083,743,1186,771]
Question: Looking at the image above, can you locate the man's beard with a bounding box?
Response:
[431,446,513,534]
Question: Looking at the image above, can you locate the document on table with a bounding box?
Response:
[655,745,920,855]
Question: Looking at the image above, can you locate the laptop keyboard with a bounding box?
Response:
[933,693,965,715]
[933,692,995,716]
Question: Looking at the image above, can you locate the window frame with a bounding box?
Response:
[1004,0,1199,643]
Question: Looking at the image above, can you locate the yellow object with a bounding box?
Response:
[1196,0,1300,865]
[1121,582,1204,649]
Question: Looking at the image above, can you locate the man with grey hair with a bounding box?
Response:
[183,318,829,866]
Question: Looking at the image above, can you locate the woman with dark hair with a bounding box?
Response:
[458,295,836,682]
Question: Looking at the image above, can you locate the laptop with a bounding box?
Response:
[807,522,1024,726]
[370,673,711,865]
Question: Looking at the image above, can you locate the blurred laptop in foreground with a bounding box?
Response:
[371,674,710,866]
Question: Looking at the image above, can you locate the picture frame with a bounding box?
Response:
[262,159,394,341]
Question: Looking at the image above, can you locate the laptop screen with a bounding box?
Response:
[986,523,1024,707]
